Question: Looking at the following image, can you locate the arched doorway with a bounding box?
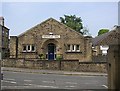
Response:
[47,43,56,60]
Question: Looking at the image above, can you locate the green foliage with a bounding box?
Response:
[56,54,63,61]
[81,26,91,36]
[39,54,45,60]
[98,29,109,36]
[60,15,83,34]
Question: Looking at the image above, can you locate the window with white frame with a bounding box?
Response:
[27,45,31,52]
[23,45,36,52]
[23,45,26,52]
[67,44,80,52]
[31,45,35,52]
[67,44,71,52]
[76,45,80,52]
[72,45,76,52]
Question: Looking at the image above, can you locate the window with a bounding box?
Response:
[66,44,80,52]
[76,45,80,51]
[31,45,35,51]
[22,44,36,52]
[72,45,76,52]
[23,45,26,52]
[67,44,71,51]
[27,45,31,51]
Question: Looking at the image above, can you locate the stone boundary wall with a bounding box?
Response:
[92,55,107,62]
[1,58,107,73]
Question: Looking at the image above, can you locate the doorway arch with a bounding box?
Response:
[47,43,56,60]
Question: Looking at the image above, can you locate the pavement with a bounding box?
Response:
[1,67,107,76]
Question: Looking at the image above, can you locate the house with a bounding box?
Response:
[9,18,92,61]
[92,25,120,89]
[0,17,9,59]
[91,25,120,62]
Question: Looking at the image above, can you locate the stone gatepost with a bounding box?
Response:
[107,45,120,89]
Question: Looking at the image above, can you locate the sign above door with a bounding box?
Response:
[42,35,60,39]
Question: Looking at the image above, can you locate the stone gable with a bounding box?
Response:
[10,18,92,61]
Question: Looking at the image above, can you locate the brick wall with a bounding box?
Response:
[2,58,107,73]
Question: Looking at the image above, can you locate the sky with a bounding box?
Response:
[0,1,118,37]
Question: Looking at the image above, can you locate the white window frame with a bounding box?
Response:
[27,45,31,52]
[31,45,36,52]
[23,45,36,52]
[23,45,27,52]
[66,44,81,52]
[67,44,71,52]
[72,45,76,52]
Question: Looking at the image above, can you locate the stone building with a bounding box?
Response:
[10,18,92,61]
[0,17,9,59]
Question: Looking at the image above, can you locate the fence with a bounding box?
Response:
[1,58,107,73]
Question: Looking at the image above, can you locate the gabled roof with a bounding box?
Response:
[92,26,120,46]
[18,17,83,37]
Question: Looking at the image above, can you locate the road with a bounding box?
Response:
[1,71,107,90]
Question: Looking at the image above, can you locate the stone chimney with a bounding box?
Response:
[0,17,4,26]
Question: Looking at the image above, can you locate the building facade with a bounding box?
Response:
[0,17,9,59]
[10,18,92,61]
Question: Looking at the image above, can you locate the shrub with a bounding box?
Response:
[39,54,45,60]
[56,54,63,61]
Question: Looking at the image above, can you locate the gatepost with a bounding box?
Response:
[107,45,120,89]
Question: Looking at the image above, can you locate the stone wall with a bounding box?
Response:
[92,55,107,62]
[78,62,107,72]
[9,36,17,58]
[2,58,107,73]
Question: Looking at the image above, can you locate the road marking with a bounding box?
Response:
[24,80,32,82]
[36,85,59,88]
[24,84,33,86]
[65,82,77,84]
[2,85,59,89]
[3,78,15,81]
[1,86,30,89]
[2,80,10,83]
[11,72,19,73]
[18,84,59,89]
[65,86,76,88]
[42,81,55,83]
[102,85,108,88]
[10,81,17,84]
[80,76,96,77]
[23,83,59,89]
[3,80,17,84]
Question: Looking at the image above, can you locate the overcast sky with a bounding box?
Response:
[1,1,118,37]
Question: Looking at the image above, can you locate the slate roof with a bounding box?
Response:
[92,25,120,46]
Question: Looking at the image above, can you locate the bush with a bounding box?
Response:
[56,54,63,61]
[39,54,45,60]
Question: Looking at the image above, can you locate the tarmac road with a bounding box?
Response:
[1,67,108,90]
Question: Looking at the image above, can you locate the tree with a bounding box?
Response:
[60,15,83,34]
[98,29,109,36]
[81,26,91,36]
